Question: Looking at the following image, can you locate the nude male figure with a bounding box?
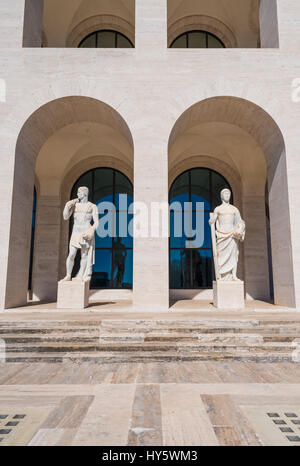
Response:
[62,186,99,282]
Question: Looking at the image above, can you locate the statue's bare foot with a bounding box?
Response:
[73,275,84,282]
[61,275,71,282]
[232,276,241,282]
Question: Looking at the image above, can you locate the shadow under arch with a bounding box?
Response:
[5,96,134,308]
[168,96,295,308]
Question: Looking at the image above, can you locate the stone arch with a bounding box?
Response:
[168,96,295,307]
[168,15,237,48]
[5,96,134,308]
[66,15,135,47]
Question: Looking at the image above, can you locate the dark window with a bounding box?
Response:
[28,187,37,292]
[169,168,231,289]
[71,168,133,289]
[171,31,225,48]
[78,30,134,48]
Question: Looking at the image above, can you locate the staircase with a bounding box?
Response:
[0,317,300,363]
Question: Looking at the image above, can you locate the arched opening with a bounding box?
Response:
[6,96,134,308]
[169,168,231,289]
[168,96,295,308]
[22,0,136,47]
[167,0,279,48]
[70,168,133,289]
[43,0,135,48]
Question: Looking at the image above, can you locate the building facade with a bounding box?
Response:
[0,0,299,311]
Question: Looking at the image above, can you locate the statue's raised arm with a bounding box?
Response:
[63,198,78,220]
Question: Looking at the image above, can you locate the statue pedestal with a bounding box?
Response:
[57,280,90,309]
[213,280,245,309]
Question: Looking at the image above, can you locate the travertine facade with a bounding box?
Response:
[0,0,299,311]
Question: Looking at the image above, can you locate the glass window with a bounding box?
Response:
[188,31,206,48]
[171,31,225,49]
[169,168,231,289]
[79,34,96,48]
[70,168,133,289]
[79,30,134,48]
[117,34,133,48]
[97,30,115,48]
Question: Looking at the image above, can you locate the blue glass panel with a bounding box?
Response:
[198,211,212,249]
[70,168,133,290]
[96,195,114,207]
[169,168,230,289]
[170,249,190,288]
[115,194,134,211]
[192,249,213,288]
[170,211,189,249]
[170,171,189,206]
[115,213,133,247]
[112,249,133,288]
[95,213,113,248]
[170,210,211,249]
[115,172,133,209]
[191,194,210,211]
[94,168,113,204]
[169,193,189,208]
[191,169,211,210]
[91,250,112,288]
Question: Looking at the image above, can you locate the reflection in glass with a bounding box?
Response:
[71,168,133,289]
[91,250,112,289]
[112,240,133,288]
[169,168,231,289]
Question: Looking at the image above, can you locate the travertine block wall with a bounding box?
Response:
[31,196,61,301]
[0,0,299,310]
[243,196,270,301]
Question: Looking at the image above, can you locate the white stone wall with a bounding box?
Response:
[0,0,299,310]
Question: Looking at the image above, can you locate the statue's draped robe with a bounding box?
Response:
[63,201,98,280]
[215,209,245,280]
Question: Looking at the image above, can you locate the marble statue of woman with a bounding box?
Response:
[62,186,99,282]
[209,188,245,281]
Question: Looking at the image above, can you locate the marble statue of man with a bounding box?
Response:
[62,186,99,282]
[209,188,245,281]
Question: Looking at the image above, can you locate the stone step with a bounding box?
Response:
[0,333,100,343]
[1,319,300,331]
[99,333,264,344]
[1,325,300,336]
[1,332,299,345]
[0,321,104,328]
[0,327,100,335]
[2,351,296,364]
[100,332,300,343]
[4,341,296,354]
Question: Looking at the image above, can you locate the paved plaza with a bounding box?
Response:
[0,360,300,446]
[1,304,300,446]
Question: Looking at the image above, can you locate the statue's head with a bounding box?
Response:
[77,186,89,200]
[220,188,231,203]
